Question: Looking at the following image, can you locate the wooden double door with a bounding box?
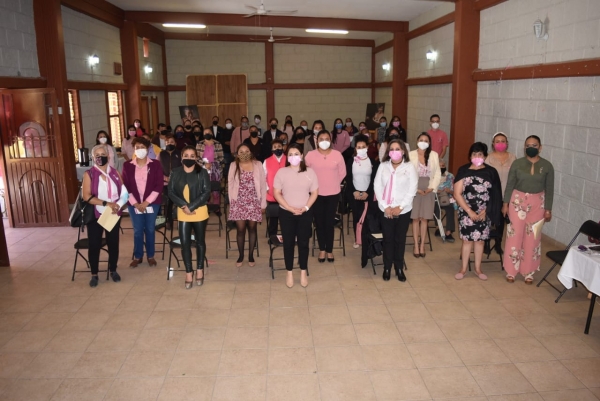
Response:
[140,95,159,135]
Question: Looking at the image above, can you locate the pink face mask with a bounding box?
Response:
[494,143,507,152]
[392,121,400,127]
[288,155,302,166]
[471,157,485,167]
[389,150,403,162]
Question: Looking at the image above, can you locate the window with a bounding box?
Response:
[68,90,82,161]
[107,91,124,148]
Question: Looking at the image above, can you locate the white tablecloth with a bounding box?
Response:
[557,247,600,295]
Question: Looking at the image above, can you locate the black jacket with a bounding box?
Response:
[210,125,226,143]
[345,157,379,202]
[159,149,182,177]
[168,165,211,212]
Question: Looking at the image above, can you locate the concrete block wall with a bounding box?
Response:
[138,38,164,87]
[408,23,454,78]
[375,47,393,83]
[409,2,455,30]
[273,44,371,84]
[407,84,452,150]
[165,40,265,85]
[475,76,600,245]
[168,91,186,127]
[374,88,393,120]
[61,6,123,83]
[248,90,267,123]
[479,0,600,69]
[275,88,371,128]
[0,0,39,77]
[79,90,109,148]
[374,33,393,47]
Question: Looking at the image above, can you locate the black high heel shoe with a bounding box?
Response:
[382,269,391,281]
[318,252,326,263]
[397,268,406,282]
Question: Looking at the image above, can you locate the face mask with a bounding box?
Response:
[185,125,192,130]
[241,122,249,129]
[128,131,136,138]
[295,132,305,139]
[525,147,539,157]
[98,137,107,144]
[389,150,403,162]
[301,125,308,131]
[95,156,108,166]
[346,122,352,127]
[273,149,284,157]
[238,152,252,162]
[380,122,387,128]
[335,123,343,130]
[282,140,287,145]
[270,124,278,130]
[166,144,176,152]
[204,134,212,141]
[313,129,320,136]
[441,168,447,174]
[431,122,440,129]
[135,148,147,159]
[356,148,368,158]
[288,155,302,166]
[471,157,484,167]
[392,121,400,127]
[417,142,429,150]
[212,120,218,126]
[255,118,261,124]
[318,141,330,150]
[250,131,258,138]
[285,119,292,124]
[134,122,140,128]
[494,143,508,152]
[194,132,201,138]
[225,123,233,129]
[182,159,196,168]
[175,131,183,138]
[389,135,399,141]
[359,126,366,131]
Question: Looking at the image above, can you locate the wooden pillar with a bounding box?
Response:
[371,51,376,103]
[391,32,409,125]
[120,21,142,122]
[265,42,275,119]
[449,0,480,172]
[0,220,8,267]
[161,42,170,126]
[33,0,78,201]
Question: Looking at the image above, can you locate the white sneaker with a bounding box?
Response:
[353,243,360,249]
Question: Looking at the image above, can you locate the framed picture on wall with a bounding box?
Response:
[179,105,201,126]
[365,103,385,130]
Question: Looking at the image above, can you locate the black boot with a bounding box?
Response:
[382,269,391,281]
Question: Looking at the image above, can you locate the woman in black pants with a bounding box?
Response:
[273,144,319,288]
[168,146,211,289]
[305,130,347,262]
[373,140,418,281]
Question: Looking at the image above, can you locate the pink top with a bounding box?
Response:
[427,128,449,156]
[273,167,319,209]
[304,149,346,196]
[128,158,159,205]
[203,144,215,162]
[332,130,351,154]
[230,127,250,154]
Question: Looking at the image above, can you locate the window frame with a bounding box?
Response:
[106,90,124,149]
[67,90,83,159]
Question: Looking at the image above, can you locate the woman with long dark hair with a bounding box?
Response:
[94,130,118,168]
[331,117,351,159]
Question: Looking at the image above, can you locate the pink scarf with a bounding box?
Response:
[94,165,116,201]
[382,164,395,205]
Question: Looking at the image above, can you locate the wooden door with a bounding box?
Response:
[140,96,150,134]
[150,97,159,132]
[0,88,70,227]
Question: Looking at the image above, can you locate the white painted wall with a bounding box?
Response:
[408,23,454,78]
[61,6,123,83]
[409,2,456,30]
[168,91,186,127]
[407,84,452,149]
[0,0,39,77]
[479,0,600,69]
[249,90,267,123]
[138,38,164,86]
[79,90,108,148]
[273,44,371,84]
[375,47,393,83]
[374,33,393,47]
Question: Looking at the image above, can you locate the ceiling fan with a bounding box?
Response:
[244,1,298,18]
[250,27,291,42]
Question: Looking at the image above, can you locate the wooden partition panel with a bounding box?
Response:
[217,75,247,104]
[187,75,216,105]
[186,74,248,125]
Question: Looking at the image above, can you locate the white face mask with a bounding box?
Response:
[356,148,368,158]
[417,142,429,150]
[159,138,166,149]
[313,129,320,136]
[346,122,352,127]
[318,141,330,150]
[431,122,440,130]
[254,118,261,124]
[98,137,107,144]
[225,123,233,129]
[135,148,148,159]
[301,125,308,131]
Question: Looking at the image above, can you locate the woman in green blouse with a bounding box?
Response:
[502,135,554,284]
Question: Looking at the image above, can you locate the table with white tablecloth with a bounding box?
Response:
[557,247,600,334]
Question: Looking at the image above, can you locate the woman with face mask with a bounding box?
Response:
[409,133,442,258]
[230,116,251,155]
[303,120,324,156]
[376,117,388,144]
[331,118,352,160]
[378,128,411,162]
[174,124,192,151]
[197,127,225,212]
[243,125,265,162]
[273,143,319,288]
[122,137,165,268]
[282,115,294,137]
[290,127,308,154]
[374,139,418,281]
[263,139,287,237]
[121,125,137,160]
[82,144,129,287]
[133,119,144,137]
[389,115,407,142]
[453,142,503,281]
[168,146,211,289]
[94,130,117,168]
[305,130,347,263]
[228,144,267,267]
[502,135,554,284]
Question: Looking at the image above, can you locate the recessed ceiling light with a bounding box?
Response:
[305,29,349,35]
[162,23,206,29]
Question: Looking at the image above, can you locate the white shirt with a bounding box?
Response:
[212,125,218,136]
[94,167,129,214]
[374,161,418,213]
[352,157,372,192]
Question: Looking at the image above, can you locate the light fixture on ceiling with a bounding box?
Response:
[533,19,548,40]
[305,29,349,35]
[382,63,391,71]
[162,23,206,29]
[144,65,153,74]
[426,50,437,61]
[88,54,99,66]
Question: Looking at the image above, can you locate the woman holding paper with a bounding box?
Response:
[169,146,211,289]
[122,137,164,268]
[82,144,129,288]
[502,135,554,284]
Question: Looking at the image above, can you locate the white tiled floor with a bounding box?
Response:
[0,216,599,401]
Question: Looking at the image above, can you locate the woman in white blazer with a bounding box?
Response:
[409,132,441,258]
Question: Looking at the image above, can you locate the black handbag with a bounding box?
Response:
[69,189,95,229]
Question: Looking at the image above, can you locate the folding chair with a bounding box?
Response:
[225,220,259,259]
[311,214,346,257]
[366,233,408,276]
[537,220,600,302]
[268,235,309,279]
[166,219,209,280]
[130,216,169,261]
[459,228,504,271]
[265,203,280,238]
[406,221,433,251]
[71,227,110,281]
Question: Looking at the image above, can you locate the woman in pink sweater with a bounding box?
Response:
[305,130,346,263]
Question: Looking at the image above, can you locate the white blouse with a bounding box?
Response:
[373,161,418,213]
[352,158,372,192]
[94,167,129,214]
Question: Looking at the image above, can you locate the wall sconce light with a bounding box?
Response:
[88,54,100,66]
[144,65,153,74]
[382,63,390,71]
[426,50,437,61]
[533,19,549,40]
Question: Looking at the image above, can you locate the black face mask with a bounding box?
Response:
[185,125,192,130]
[295,132,305,139]
[250,131,259,138]
[212,120,218,126]
[204,134,213,141]
[166,144,176,152]
[175,131,184,138]
[182,159,196,168]
[285,119,291,124]
[441,168,447,175]
[389,135,399,141]
[193,132,201,138]
[270,124,278,130]
[273,149,284,157]
[525,147,539,157]
[95,156,108,166]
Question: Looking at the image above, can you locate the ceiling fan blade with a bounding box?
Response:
[264,9,298,14]
[244,12,258,18]
[274,37,292,41]
[245,4,258,10]
[249,37,268,41]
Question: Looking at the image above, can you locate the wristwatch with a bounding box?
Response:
[304,206,309,211]
[359,192,364,196]
[102,201,107,207]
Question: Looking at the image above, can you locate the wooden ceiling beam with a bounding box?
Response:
[163,32,374,47]
[473,0,509,11]
[61,0,124,28]
[136,22,165,46]
[473,58,600,81]
[406,12,455,40]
